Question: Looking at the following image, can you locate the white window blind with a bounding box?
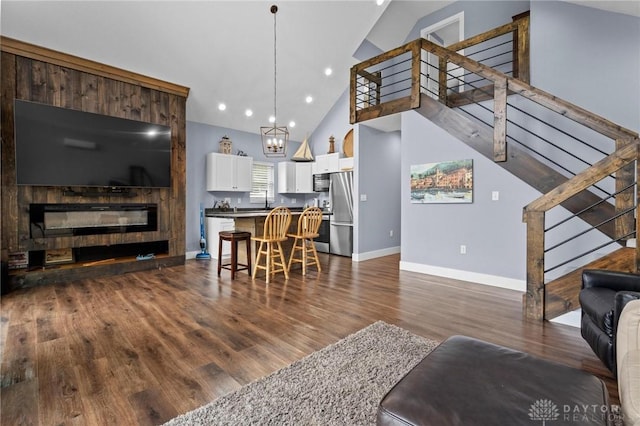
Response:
[250,161,275,204]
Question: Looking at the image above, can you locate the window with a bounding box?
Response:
[250,161,275,204]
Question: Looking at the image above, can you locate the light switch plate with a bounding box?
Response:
[360,194,367,202]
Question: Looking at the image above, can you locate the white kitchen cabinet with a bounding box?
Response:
[206,152,253,192]
[295,162,313,193]
[314,152,341,174]
[339,157,354,171]
[206,217,235,259]
[278,162,313,193]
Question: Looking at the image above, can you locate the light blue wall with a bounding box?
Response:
[355,125,402,255]
[185,121,305,252]
[309,88,352,158]
[404,1,530,43]
[400,110,539,280]
[530,1,639,132]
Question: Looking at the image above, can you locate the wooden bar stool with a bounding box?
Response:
[288,207,323,275]
[252,206,292,284]
[217,231,252,279]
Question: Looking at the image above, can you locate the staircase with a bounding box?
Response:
[349,14,639,321]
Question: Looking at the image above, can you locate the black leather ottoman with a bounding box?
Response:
[377,335,611,426]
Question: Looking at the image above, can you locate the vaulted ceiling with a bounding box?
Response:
[2,1,637,142]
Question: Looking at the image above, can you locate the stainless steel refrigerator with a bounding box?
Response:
[329,171,354,257]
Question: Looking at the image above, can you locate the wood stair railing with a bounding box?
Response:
[350,18,639,321]
[523,140,640,319]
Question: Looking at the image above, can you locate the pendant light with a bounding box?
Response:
[261,4,288,157]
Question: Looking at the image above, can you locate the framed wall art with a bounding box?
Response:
[410,159,473,204]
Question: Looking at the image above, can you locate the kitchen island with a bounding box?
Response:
[205,208,311,276]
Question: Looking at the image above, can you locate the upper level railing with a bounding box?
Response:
[350,15,639,320]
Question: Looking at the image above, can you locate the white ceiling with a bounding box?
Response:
[1,1,637,142]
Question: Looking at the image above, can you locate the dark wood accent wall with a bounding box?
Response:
[1,37,189,288]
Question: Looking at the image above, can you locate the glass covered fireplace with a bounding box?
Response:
[29,203,158,237]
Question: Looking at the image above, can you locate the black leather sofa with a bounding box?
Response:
[579,269,640,375]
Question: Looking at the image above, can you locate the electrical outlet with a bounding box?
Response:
[281,198,285,204]
[237,198,242,204]
[292,198,296,203]
[460,245,467,254]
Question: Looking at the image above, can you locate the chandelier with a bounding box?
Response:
[261,4,288,157]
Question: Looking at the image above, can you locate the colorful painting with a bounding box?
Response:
[410,159,473,204]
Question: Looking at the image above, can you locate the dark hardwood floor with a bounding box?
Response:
[1,254,616,425]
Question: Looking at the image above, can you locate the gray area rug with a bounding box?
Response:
[164,321,439,426]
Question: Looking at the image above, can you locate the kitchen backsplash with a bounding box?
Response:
[210,193,326,210]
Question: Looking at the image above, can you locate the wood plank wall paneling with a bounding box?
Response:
[1,52,18,258]
[1,39,189,287]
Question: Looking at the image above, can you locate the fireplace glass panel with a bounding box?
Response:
[30,204,158,237]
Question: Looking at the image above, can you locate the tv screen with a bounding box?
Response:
[14,100,172,188]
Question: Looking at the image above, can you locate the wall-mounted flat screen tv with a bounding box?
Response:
[14,100,172,188]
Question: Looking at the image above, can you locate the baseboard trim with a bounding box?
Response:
[353,246,401,262]
[399,261,525,292]
[186,251,227,261]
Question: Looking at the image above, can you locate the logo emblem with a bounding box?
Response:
[529,399,559,425]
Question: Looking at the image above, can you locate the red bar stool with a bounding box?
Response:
[217,231,252,279]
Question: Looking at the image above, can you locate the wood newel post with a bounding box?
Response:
[513,12,530,83]
[410,40,421,109]
[615,138,635,241]
[525,210,545,321]
[374,71,382,106]
[493,77,507,162]
[636,143,640,273]
[349,66,357,124]
[438,57,447,104]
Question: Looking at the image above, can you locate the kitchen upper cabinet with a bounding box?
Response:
[206,152,253,192]
[339,157,354,171]
[313,153,341,174]
[278,162,313,193]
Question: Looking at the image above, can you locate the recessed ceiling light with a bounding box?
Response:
[324,67,333,77]
[218,103,226,111]
[376,0,384,5]
[245,109,253,117]
[289,121,296,128]
[269,115,276,124]
[305,96,313,103]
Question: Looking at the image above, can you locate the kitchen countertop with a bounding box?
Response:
[205,208,331,219]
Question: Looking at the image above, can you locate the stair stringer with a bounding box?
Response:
[414,93,617,239]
